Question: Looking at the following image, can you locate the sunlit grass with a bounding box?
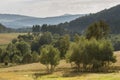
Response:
[0,33,26,49]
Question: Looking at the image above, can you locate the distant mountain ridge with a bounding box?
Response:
[0,14,85,29]
[65,5,120,34]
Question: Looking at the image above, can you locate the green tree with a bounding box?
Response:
[40,45,60,73]
[16,41,31,56]
[22,53,32,64]
[66,35,116,72]
[6,43,16,54]
[85,20,110,40]
[12,54,21,64]
[39,32,53,46]
[66,37,87,71]
[32,25,41,32]
[74,34,81,43]
[31,51,40,62]
[31,41,39,52]
[2,51,10,65]
[55,34,70,58]
[12,38,17,44]
[99,40,116,66]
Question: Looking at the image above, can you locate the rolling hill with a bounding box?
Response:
[0,23,11,33]
[65,5,120,34]
[0,14,85,29]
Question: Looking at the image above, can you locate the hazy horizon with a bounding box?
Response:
[0,0,120,17]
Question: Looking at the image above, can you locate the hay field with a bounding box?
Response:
[0,33,26,48]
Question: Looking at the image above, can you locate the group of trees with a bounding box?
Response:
[0,41,40,65]
[66,36,116,72]
[0,20,117,73]
[32,24,69,35]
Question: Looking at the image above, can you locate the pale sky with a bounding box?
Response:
[0,0,120,17]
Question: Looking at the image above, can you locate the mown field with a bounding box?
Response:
[0,51,119,80]
[0,33,26,49]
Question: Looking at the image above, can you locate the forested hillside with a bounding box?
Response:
[0,23,11,33]
[64,5,120,34]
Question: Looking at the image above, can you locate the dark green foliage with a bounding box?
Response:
[41,24,69,35]
[85,20,110,40]
[12,54,21,63]
[31,41,39,52]
[55,34,70,58]
[16,41,31,56]
[18,33,34,42]
[31,51,40,62]
[6,43,17,54]
[32,25,41,32]
[12,38,17,44]
[2,51,10,64]
[39,32,53,46]
[22,53,32,63]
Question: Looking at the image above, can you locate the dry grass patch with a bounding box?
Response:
[0,33,26,45]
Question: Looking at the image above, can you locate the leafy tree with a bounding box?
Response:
[40,45,60,73]
[16,41,31,56]
[66,37,87,71]
[39,32,53,46]
[66,35,116,72]
[55,34,70,58]
[85,20,110,40]
[18,34,34,42]
[99,40,116,66]
[31,51,40,62]
[2,51,10,65]
[12,54,21,63]
[31,41,39,52]
[22,53,32,64]
[6,43,17,55]
[12,38,17,44]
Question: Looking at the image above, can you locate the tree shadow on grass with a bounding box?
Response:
[32,66,120,79]
[33,72,51,78]
[62,68,120,78]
